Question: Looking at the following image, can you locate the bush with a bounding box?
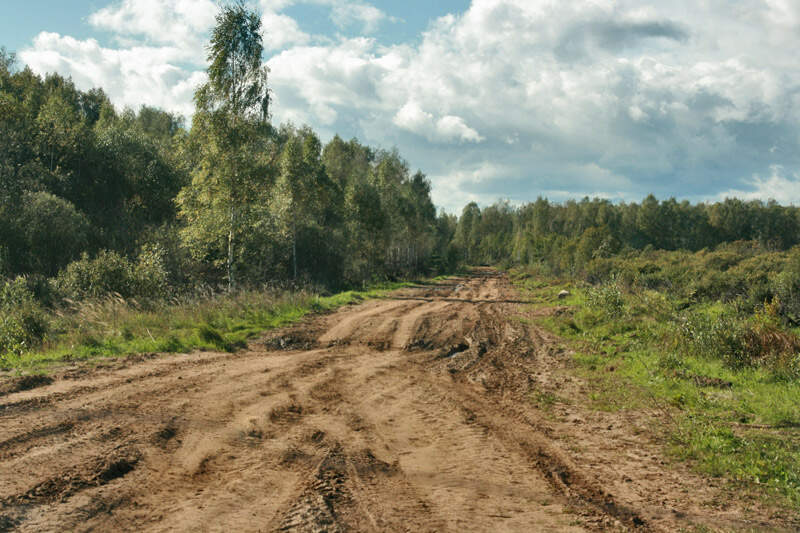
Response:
[774,248,800,323]
[20,274,58,308]
[54,247,170,300]
[671,306,800,374]
[12,191,91,276]
[0,277,48,359]
[55,250,135,299]
[585,280,625,318]
[133,244,170,298]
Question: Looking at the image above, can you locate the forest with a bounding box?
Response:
[3,3,800,373]
[0,3,457,365]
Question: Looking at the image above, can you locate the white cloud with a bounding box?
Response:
[89,0,216,62]
[718,166,800,204]
[20,32,205,118]
[259,0,396,35]
[261,11,310,50]
[393,101,433,132]
[260,0,295,11]
[765,0,800,28]
[257,0,800,209]
[17,0,394,119]
[434,116,483,143]
[430,161,511,208]
[393,102,483,143]
[329,3,397,34]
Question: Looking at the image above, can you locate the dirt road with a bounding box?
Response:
[0,270,793,531]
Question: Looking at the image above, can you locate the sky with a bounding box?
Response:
[3,0,800,212]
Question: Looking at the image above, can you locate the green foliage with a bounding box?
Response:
[197,323,243,352]
[133,244,171,298]
[585,280,625,318]
[202,0,269,120]
[0,277,48,361]
[774,248,800,323]
[670,305,800,377]
[54,251,134,300]
[1,17,448,339]
[178,1,274,290]
[455,195,800,275]
[54,249,169,300]
[10,191,91,276]
[0,54,186,276]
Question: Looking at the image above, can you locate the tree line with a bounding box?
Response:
[452,195,800,276]
[0,2,455,300]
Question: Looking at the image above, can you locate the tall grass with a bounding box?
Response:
[1,282,407,373]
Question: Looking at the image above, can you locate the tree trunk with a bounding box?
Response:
[292,224,297,280]
[228,206,235,291]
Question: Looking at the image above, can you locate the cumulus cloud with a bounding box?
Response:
[19,0,394,117]
[259,0,397,35]
[718,166,800,205]
[393,102,483,143]
[20,0,220,117]
[20,32,205,118]
[555,19,688,60]
[328,3,398,34]
[89,0,216,62]
[267,0,798,210]
[261,11,310,50]
[429,162,511,209]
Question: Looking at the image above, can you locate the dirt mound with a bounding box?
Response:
[0,374,53,396]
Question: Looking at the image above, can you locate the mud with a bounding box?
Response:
[0,269,795,532]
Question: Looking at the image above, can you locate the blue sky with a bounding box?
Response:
[3,3,95,52]
[4,0,800,212]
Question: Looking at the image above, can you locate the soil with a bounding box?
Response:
[0,268,796,532]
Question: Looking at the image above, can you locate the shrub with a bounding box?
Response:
[774,247,800,323]
[20,274,58,308]
[12,191,91,276]
[55,250,136,299]
[585,280,625,318]
[54,247,170,300]
[671,306,800,374]
[0,277,48,358]
[133,244,170,298]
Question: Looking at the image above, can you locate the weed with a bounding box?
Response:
[157,335,185,353]
[585,280,625,318]
[531,390,562,409]
[197,324,227,350]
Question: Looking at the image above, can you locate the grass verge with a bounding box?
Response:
[510,268,800,512]
[0,282,410,374]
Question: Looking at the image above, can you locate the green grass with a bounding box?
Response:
[511,267,800,511]
[0,281,411,374]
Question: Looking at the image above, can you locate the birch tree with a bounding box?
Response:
[177,0,271,290]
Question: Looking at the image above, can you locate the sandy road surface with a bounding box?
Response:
[0,270,795,532]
